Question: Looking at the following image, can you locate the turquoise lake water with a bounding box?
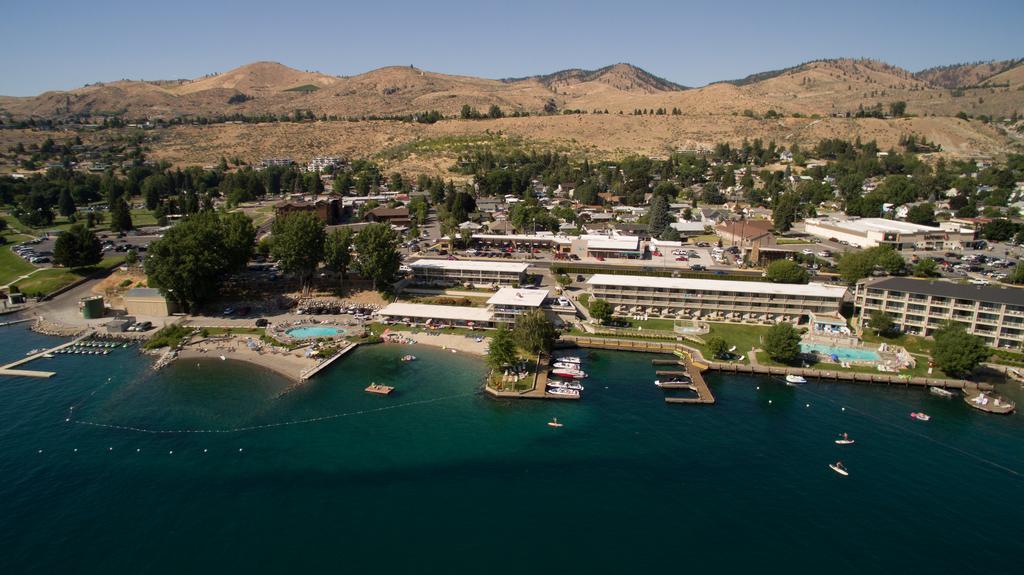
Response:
[285,325,345,338]
[801,342,881,362]
[0,323,1021,573]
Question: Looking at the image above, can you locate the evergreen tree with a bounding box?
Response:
[53,224,101,269]
[58,187,76,218]
[109,198,133,232]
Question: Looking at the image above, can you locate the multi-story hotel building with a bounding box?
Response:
[586,274,847,323]
[378,288,549,328]
[409,259,529,287]
[853,277,1024,349]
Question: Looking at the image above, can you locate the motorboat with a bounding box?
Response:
[910,412,931,421]
[829,462,849,476]
[655,377,694,388]
[551,367,587,379]
[401,354,417,362]
[546,387,580,398]
[929,386,955,398]
[219,355,226,361]
[835,433,855,445]
[785,374,807,385]
[555,356,581,364]
[547,417,564,428]
[547,380,584,391]
[552,361,582,370]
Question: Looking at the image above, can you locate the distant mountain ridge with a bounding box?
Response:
[914,59,1024,88]
[503,63,688,92]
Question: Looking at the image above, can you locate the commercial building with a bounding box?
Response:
[853,277,1024,349]
[409,259,529,287]
[486,288,549,323]
[364,206,411,227]
[803,217,976,250]
[274,199,342,225]
[715,220,775,249]
[586,274,846,324]
[376,302,495,328]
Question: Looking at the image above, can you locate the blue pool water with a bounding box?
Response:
[285,326,345,339]
[801,342,880,362]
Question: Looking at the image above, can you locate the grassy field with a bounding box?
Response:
[860,330,933,356]
[755,351,950,379]
[0,244,37,285]
[11,255,126,296]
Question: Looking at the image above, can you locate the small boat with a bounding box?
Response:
[547,380,584,391]
[556,356,581,364]
[546,387,580,398]
[551,367,587,379]
[552,361,583,370]
[547,417,564,428]
[655,377,693,388]
[401,354,417,362]
[219,355,226,361]
[835,433,855,445]
[42,353,54,359]
[829,462,849,476]
[785,375,807,385]
[26,348,43,356]
[910,412,931,421]
[929,386,955,398]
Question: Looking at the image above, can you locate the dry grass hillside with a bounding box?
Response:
[915,59,1023,88]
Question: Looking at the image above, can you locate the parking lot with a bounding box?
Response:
[11,227,164,269]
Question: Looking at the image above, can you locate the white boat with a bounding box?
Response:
[929,386,955,398]
[546,387,580,398]
[551,367,587,379]
[829,463,849,476]
[547,417,564,428]
[552,362,581,370]
[785,374,807,384]
[401,354,417,362]
[835,434,855,445]
[556,356,581,364]
[910,412,931,421]
[219,355,226,361]
[655,377,693,388]
[547,380,584,391]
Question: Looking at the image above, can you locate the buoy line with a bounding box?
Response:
[789,384,1022,480]
[67,391,477,435]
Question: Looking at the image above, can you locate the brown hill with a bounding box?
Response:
[508,63,687,93]
[915,60,1023,88]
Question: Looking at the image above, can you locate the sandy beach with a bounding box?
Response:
[177,335,317,380]
[384,331,490,356]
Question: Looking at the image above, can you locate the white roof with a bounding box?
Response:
[670,221,706,232]
[581,234,640,251]
[810,217,941,235]
[378,303,494,322]
[470,233,574,245]
[587,274,847,299]
[409,259,529,273]
[486,287,549,307]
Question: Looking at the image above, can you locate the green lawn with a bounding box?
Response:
[12,268,81,295]
[860,330,933,356]
[776,238,816,245]
[0,244,37,285]
[755,351,951,379]
[620,317,678,331]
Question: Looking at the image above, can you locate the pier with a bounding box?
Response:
[656,358,715,405]
[484,354,579,400]
[0,332,93,379]
[299,342,358,381]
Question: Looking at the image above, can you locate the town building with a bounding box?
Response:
[853,277,1024,349]
[306,156,344,172]
[364,206,411,227]
[803,217,976,250]
[124,288,178,317]
[715,219,775,249]
[376,302,495,328]
[274,199,342,225]
[486,288,549,324]
[259,158,294,169]
[586,274,847,324]
[409,259,529,287]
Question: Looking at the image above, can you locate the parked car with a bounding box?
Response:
[690,264,706,271]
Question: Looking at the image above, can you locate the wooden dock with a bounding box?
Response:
[662,358,715,405]
[299,342,357,381]
[484,354,580,400]
[365,383,394,395]
[0,332,93,379]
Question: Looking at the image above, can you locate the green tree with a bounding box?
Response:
[1006,263,1024,285]
[144,212,241,312]
[589,298,613,324]
[889,101,907,117]
[220,212,257,273]
[271,212,325,292]
[109,198,133,232]
[513,309,557,355]
[324,227,354,286]
[868,310,894,335]
[982,218,1017,242]
[487,325,518,371]
[555,274,572,289]
[52,224,101,269]
[913,259,939,277]
[875,248,906,275]
[353,222,400,292]
[124,249,138,267]
[932,322,990,377]
[763,323,801,364]
[707,335,729,359]
[647,193,674,238]
[773,192,801,232]
[765,259,810,284]
[58,187,76,218]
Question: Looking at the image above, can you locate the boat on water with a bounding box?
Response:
[929,386,955,398]
[556,356,581,364]
[655,377,694,388]
[829,462,849,476]
[785,374,807,385]
[547,380,585,391]
[219,355,226,361]
[401,354,417,362]
[963,391,1016,414]
[835,433,855,445]
[552,361,582,370]
[546,386,580,398]
[547,417,564,428]
[551,367,587,379]
[910,412,931,421]
[25,348,43,356]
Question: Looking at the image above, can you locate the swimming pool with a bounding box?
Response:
[800,342,880,362]
[285,326,346,339]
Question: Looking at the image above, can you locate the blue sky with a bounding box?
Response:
[1,0,1021,96]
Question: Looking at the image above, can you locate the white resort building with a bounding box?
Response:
[586,274,847,324]
[802,217,976,250]
[378,287,551,328]
[409,259,530,287]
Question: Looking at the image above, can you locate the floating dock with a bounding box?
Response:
[659,358,715,405]
[365,383,394,395]
[0,332,93,379]
[299,342,358,381]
